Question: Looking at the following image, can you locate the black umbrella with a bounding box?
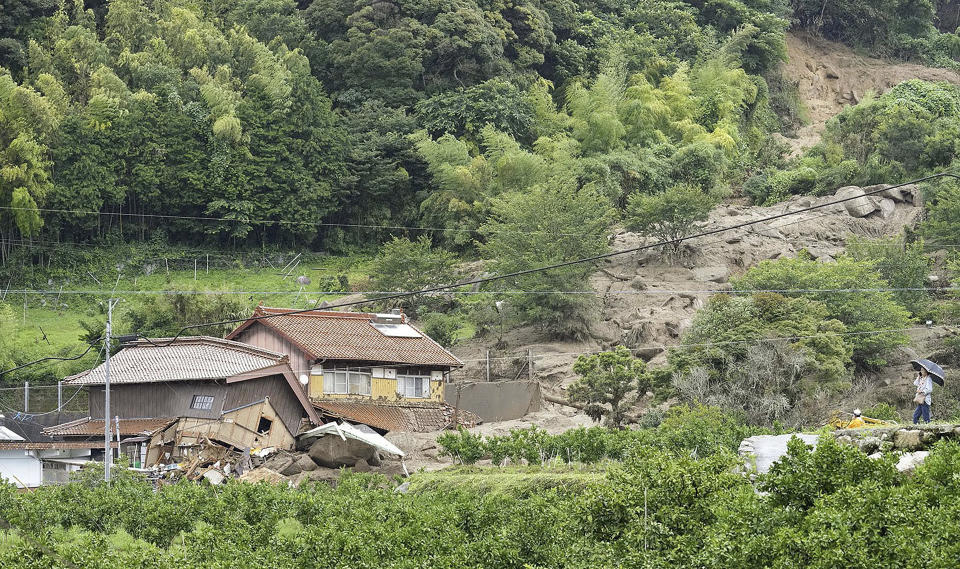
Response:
[911,359,945,387]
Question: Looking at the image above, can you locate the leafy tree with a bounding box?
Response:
[923,180,960,247]
[0,303,17,373]
[569,345,649,428]
[368,236,457,315]
[846,235,931,317]
[120,289,247,338]
[480,182,612,338]
[0,0,57,75]
[414,79,536,142]
[733,255,912,368]
[414,126,548,250]
[625,184,717,257]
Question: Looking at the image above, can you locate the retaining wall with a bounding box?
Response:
[444,381,541,422]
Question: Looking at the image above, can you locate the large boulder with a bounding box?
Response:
[295,454,318,473]
[263,453,297,475]
[877,198,896,219]
[692,265,730,283]
[896,451,929,473]
[835,186,877,217]
[308,435,379,469]
[893,429,923,451]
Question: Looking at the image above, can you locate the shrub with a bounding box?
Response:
[625,184,717,256]
[436,428,486,465]
[760,435,898,511]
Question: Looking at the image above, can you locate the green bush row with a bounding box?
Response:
[437,405,768,465]
[6,434,960,567]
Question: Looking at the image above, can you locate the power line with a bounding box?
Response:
[97,171,960,348]
[0,340,102,378]
[5,171,959,370]
[2,286,957,296]
[0,206,587,236]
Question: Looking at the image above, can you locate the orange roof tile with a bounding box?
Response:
[43,417,176,438]
[226,307,462,367]
[312,399,479,433]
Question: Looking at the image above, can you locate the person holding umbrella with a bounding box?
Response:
[911,359,945,424]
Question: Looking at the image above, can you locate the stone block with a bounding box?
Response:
[835,186,877,217]
[893,429,923,451]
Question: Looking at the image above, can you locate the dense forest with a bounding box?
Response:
[2,0,960,254]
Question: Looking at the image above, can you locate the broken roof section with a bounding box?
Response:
[313,399,480,433]
[64,336,289,385]
[62,336,320,425]
[0,426,24,442]
[301,422,405,457]
[226,307,462,367]
[43,417,176,438]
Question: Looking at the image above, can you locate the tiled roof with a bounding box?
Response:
[43,417,176,438]
[226,307,462,367]
[313,399,480,433]
[0,441,119,450]
[64,336,288,385]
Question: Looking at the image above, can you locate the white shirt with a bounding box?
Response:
[915,375,933,406]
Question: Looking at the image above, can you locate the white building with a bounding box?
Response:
[0,425,42,488]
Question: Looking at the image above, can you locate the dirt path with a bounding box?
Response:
[782,32,960,155]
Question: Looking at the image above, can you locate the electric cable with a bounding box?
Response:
[99,171,960,348]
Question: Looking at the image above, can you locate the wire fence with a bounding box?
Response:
[0,383,89,415]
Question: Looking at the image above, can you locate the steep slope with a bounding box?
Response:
[453,189,926,390]
[782,32,960,154]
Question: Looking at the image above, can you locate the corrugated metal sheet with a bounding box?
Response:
[0,426,24,441]
[313,400,480,433]
[43,417,176,437]
[226,307,462,367]
[64,336,287,385]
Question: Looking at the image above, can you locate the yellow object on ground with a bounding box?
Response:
[827,412,895,429]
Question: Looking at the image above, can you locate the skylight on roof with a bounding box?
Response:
[371,322,422,338]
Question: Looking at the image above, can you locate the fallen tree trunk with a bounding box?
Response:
[542,393,641,424]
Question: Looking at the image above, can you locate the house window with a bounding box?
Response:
[257,417,272,435]
[397,375,431,398]
[322,369,371,395]
[190,395,214,410]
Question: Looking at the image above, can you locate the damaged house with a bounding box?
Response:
[225,307,476,432]
[45,337,319,464]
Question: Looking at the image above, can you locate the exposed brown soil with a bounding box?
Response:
[781,32,960,155]
[453,192,927,410]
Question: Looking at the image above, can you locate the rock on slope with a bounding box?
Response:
[454,185,925,394]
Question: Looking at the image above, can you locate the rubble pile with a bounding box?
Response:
[141,427,409,487]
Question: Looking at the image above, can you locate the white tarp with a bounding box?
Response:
[301,421,405,457]
[739,434,819,474]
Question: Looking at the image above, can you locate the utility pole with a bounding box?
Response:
[104,298,119,483]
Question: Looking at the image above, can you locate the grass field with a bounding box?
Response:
[2,250,379,384]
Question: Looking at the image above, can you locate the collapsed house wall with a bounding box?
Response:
[444,381,541,422]
[176,398,295,451]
